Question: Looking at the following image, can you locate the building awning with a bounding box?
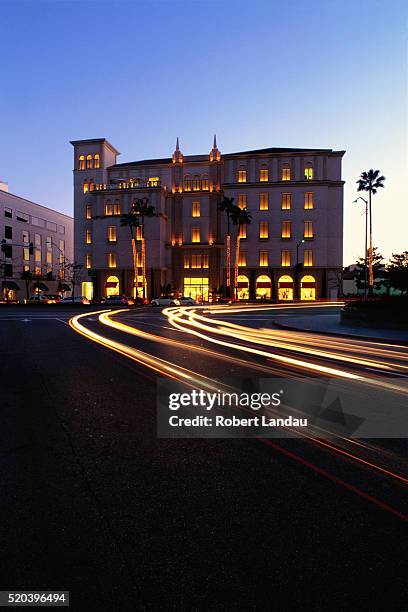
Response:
[2,280,20,290]
[301,282,316,288]
[33,282,49,291]
[105,281,119,288]
[279,282,294,288]
[256,282,271,288]
[237,281,249,288]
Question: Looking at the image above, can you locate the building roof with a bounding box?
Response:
[0,189,73,220]
[70,138,120,156]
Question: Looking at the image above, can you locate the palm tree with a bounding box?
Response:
[357,169,386,295]
[231,205,252,298]
[120,211,140,298]
[217,196,236,297]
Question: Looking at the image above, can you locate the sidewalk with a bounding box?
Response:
[272,312,408,344]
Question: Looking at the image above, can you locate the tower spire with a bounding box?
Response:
[172,137,183,163]
[210,134,221,162]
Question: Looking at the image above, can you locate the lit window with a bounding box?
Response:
[184,175,191,191]
[83,180,88,194]
[108,253,117,268]
[192,202,201,218]
[105,201,112,215]
[304,221,314,238]
[35,249,41,263]
[94,154,100,169]
[202,175,209,191]
[22,230,29,244]
[191,255,202,268]
[46,236,52,249]
[239,224,247,239]
[184,255,190,269]
[259,193,268,211]
[136,226,142,240]
[238,194,247,210]
[86,229,92,244]
[35,265,40,275]
[281,250,291,266]
[304,249,313,266]
[238,251,247,266]
[23,247,30,261]
[259,221,269,239]
[86,254,91,269]
[86,204,92,219]
[108,226,117,242]
[86,154,93,169]
[193,176,200,191]
[238,169,247,183]
[148,176,160,187]
[304,166,313,180]
[89,179,94,192]
[35,233,41,247]
[46,251,52,272]
[78,155,85,170]
[191,227,200,243]
[259,167,269,182]
[304,193,314,209]
[203,254,209,268]
[281,221,291,238]
[282,166,291,181]
[281,193,291,210]
[113,200,121,215]
[259,250,268,267]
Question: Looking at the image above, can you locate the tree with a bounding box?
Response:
[357,169,386,295]
[217,196,236,297]
[386,251,408,294]
[353,247,386,293]
[122,198,156,299]
[230,205,252,298]
[121,210,141,300]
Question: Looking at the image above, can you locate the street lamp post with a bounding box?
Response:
[353,197,368,300]
[295,239,305,300]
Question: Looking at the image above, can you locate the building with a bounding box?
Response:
[71,138,344,301]
[0,182,73,302]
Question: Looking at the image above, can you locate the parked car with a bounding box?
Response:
[28,294,52,303]
[150,297,180,307]
[59,296,90,304]
[100,295,135,306]
[45,294,61,303]
[178,296,197,306]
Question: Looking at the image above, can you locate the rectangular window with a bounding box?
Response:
[192,177,200,191]
[259,250,268,267]
[86,204,92,219]
[35,233,41,247]
[112,202,120,215]
[34,265,41,275]
[17,211,29,223]
[3,244,12,258]
[259,221,269,239]
[86,254,91,269]
[136,252,143,267]
[46,221,57,232]
[192,202,201,218]
[35,249,41,263]
[5,263,13,276]
[281,250,291,266]
[46,251,52,273]
[108,226,117,242]
[239,224,247,239]
[23,247,30,261]
[105,202,113,216]
[238,169,247,183]
[304,221,314,238]
[86,229,92,244]
[46,236,52,250]
[259,168,269,182]
[22,230,29,243]
[147,177,160,187]
[202,177,209,191]
[282,167,291,181]
[184,255,190,269]
[23,264,29,273]
[203,254,209,268]
[4,207,12,218]
[259,193,268,211]
[281,221,291,239]
[238,194,247,210]
[108,253,117,268]
[281,193,291,210]
[59,240,65,254]
[4,225,12,239]
[238,251,247,266]
[304,249,313,266]
[191,254,202,268]
[191,227,200,243]
[304,192,314,210]
[304,166,313,180]
[136,226,142,241]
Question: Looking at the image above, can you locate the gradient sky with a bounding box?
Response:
[0,0,406,264]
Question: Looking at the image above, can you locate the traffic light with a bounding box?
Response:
[29,242,34,255]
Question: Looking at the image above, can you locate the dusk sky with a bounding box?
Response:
[0,0,406,264]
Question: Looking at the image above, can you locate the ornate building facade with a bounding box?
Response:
[71,137,344,301]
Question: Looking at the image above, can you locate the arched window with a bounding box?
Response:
[94,154,100,169]
[278,275,294,301]
[83,179,89,194]
[236,274,249,300]
[113,199,121,215]
[301,275,316,301]
[193,176,200,191]
[183,175,192,191]
[105,275,119,297]
[256,274,271,300]
[282,164,291,181]
[304,164,313,180]
[86,154,93,169]
[105,200,112,215]
[78,155,85,170]
[201,175,209,190]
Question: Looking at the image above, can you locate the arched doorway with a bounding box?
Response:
[236,274,249,300]
[256,274,272,300]
[278,275,294,301]
[301,275,316,300]
[105,275,120,297]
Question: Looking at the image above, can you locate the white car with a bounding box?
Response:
[59,296,90,304]
[150,297,180,307]
[178,297,197,306]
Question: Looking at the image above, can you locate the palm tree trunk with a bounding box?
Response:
[131,237,138,298]
[141,236,147,300]
[369,189,373,295]
[234,233,240,298]
[225,213,231,297]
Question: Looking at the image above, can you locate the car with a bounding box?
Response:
[100,295,135,306]
[28,294,51,303]
[45,294,61,303]
[178,296,198,306]
[150,297,180,307]
[59,296,90,304]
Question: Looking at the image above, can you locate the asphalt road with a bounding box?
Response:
[0,305,407,611]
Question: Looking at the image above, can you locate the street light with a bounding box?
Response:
[295,239,305,300]
[353,196,368,300]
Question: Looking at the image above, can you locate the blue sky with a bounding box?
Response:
[0,0,406,264]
